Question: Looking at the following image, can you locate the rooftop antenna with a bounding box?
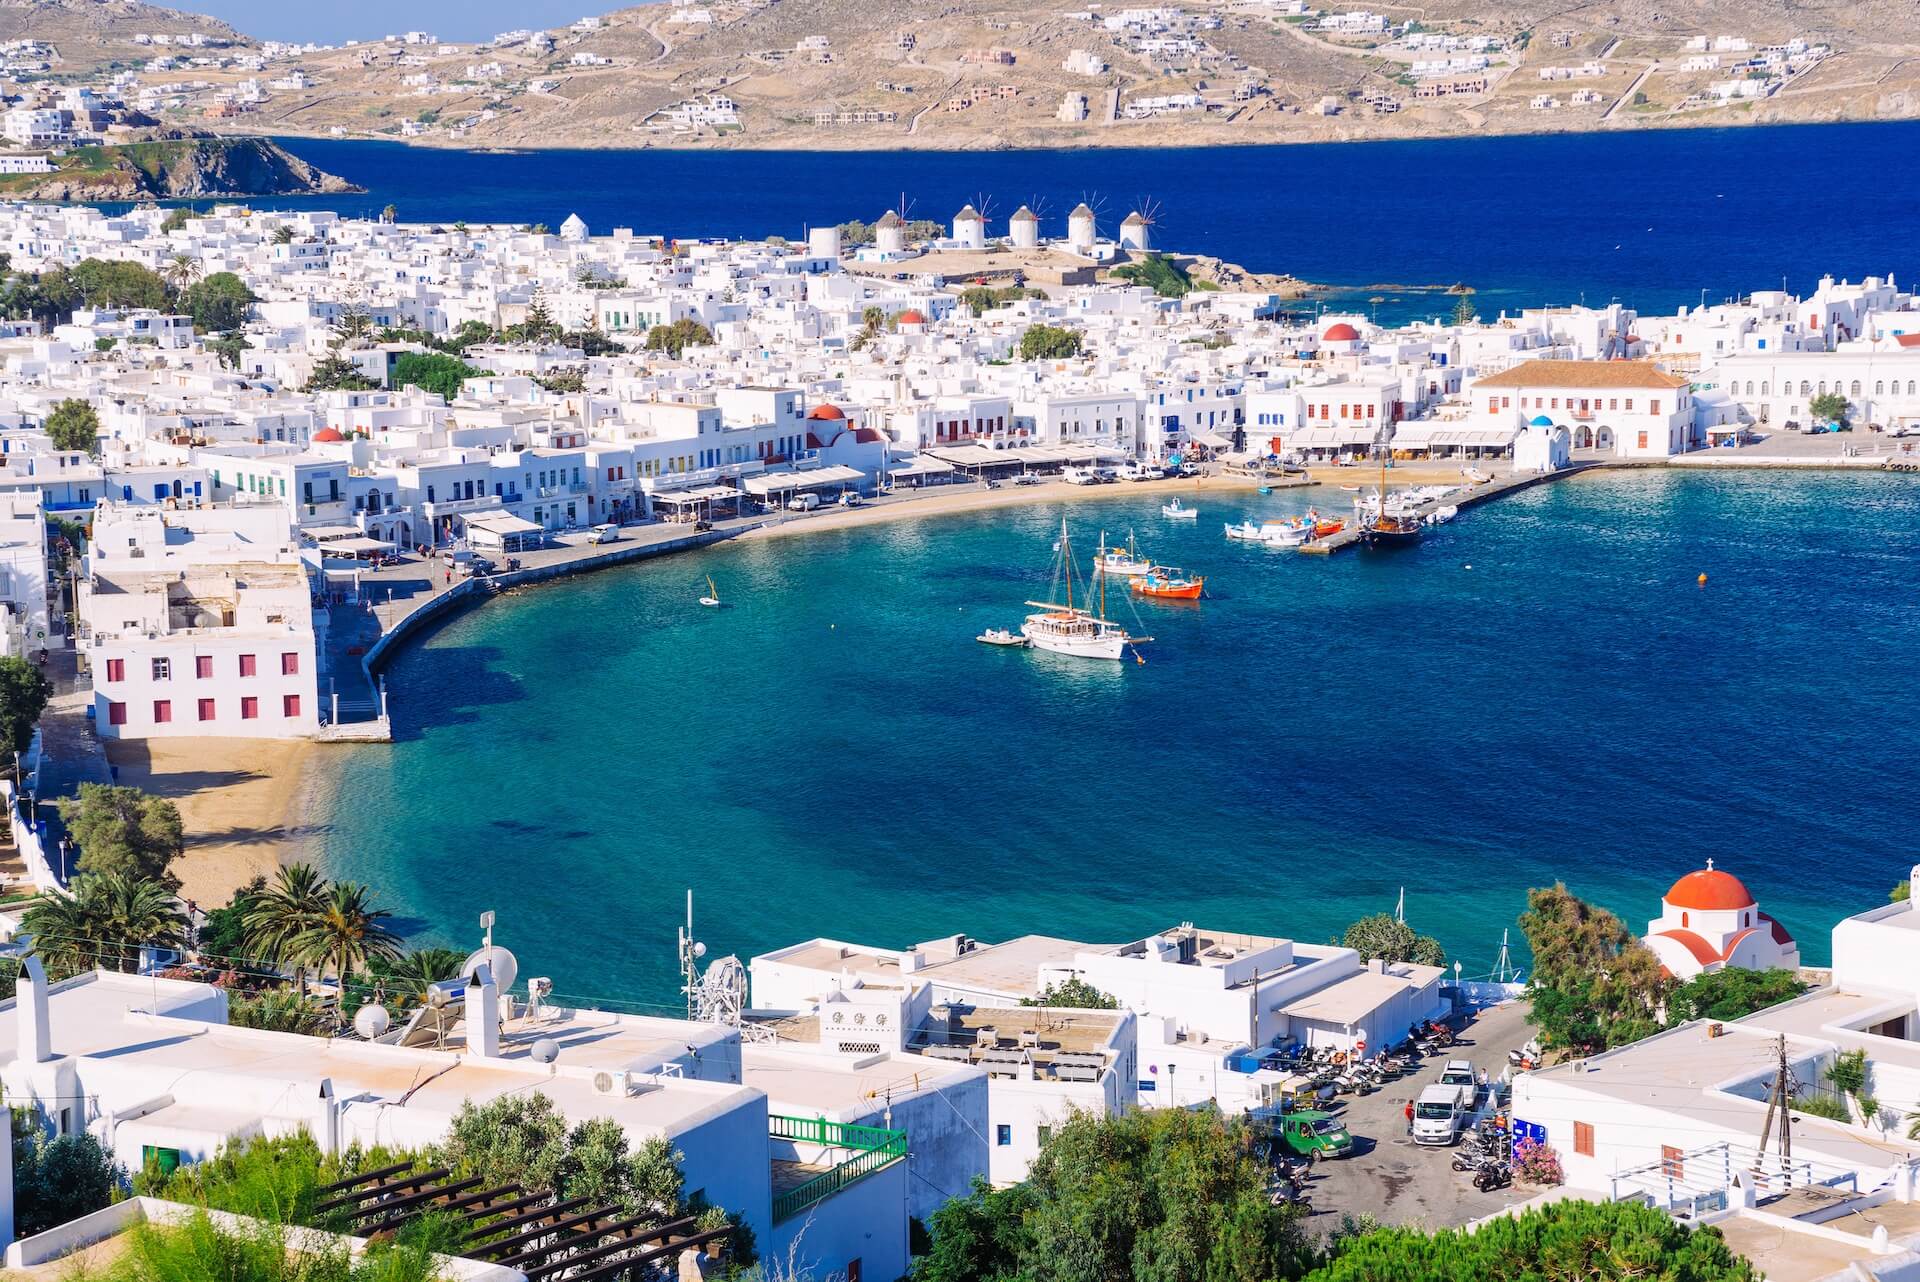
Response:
[677,889,707,1022]
[1492,929,1517,984]
[1394,886,1405,925]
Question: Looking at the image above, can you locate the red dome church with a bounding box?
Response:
[1643,861,1799,979]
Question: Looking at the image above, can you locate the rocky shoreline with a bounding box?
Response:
[6,135,361,202]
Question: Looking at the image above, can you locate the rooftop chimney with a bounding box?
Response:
[468,964,501,1057]
[18,952,51,1063]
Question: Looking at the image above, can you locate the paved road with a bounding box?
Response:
[1295,1000,1538,1231]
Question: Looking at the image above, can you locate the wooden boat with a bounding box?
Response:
[1224,521,1264,542]
[1093,531,1153,577]
[1161,499,1199,520]
[1312,519,1346,538]
[1133,567,1205,600]
[1023,521,1151,661]
[1360,456,1423,549]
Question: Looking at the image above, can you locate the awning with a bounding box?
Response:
[464,513,543,535]
[1192,432,1234,448]
[888,456,955,477]
[315,536,392,555]
[303,524,365,541]
[653,485,739,506]
[740,465,865,496]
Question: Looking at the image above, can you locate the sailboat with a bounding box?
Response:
[698,575,721,607]
[1022,521,1151,660]
[1093,531,1153,577]
[1359,453,1423,549]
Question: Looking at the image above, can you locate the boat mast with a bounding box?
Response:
[1064,519,1073,611]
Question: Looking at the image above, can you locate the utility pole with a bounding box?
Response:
[1755,1033,1793,1186]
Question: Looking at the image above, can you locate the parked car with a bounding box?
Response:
[1261,1109,1354,1161]
[838,492,864,508]
[587,523,620,544]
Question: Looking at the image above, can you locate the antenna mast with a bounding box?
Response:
[678,889,702,1021]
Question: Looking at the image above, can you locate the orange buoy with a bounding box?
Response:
[1697,573,1708,586]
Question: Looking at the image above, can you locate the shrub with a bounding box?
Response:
[1512,1136,1564,1185]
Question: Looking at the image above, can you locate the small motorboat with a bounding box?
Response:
[1260,520,1311,547]
[1094,533,1153,577]
[1312,519,1346,538]
[1224,521,1264,542]
[1425,505,1459,525]
[977,628,1028,647]
[1257,485,1273,495]
[698,574,722,608]
[1133,567,1205,600]
[1161,499,1199,520]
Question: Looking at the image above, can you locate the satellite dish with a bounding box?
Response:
[462,945,518,994]
[530,1038,559,1064]
[354,1003,390,1040]
[692,941,707,959]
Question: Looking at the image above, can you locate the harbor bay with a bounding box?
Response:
[251,121,1920,325]
[316,467,1920,1010]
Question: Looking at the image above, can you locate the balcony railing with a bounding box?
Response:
[768,1114,908,1223]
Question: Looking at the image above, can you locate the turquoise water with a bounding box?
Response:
[318,471,1920,1010]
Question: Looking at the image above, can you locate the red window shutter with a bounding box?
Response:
[196,655,214,679]
[241,697,259,720]
[198,698,216,722]
[281,652,299,676]
[283,694,301,718]
[108,702,127,726]
[106,658,124,682]
[240,653,257,677]
[1574,1121,1595,1157]
[153,700,172,724]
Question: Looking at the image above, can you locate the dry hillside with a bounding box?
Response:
[15,0,1920,150]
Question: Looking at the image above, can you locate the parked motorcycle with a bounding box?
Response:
[1473,1162,1513,1192]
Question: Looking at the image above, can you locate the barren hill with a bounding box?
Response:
[20,0,1920,150]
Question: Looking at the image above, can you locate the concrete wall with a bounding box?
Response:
[766,1160,909,1282]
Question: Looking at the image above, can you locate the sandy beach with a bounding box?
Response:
[739,460,1489,543]
[102,737,319,906]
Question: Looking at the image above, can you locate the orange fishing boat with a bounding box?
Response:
[1312,518,1346,538]
[1132,567,1205,600]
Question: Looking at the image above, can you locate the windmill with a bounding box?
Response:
[1120,194,1165,253]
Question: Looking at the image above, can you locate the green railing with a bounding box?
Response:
[769,1113,909,1223]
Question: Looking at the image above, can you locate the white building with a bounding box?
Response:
[1511,869,1920,1214]
[79,503,321,740]
[0,492,50,659]
[1468,358,1696,456]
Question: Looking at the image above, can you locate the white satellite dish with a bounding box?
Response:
[462,945,518,994]
[531,1038,559,1064]
[354,1003,391,1040]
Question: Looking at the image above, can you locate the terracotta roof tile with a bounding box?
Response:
[1472,358,1689,391]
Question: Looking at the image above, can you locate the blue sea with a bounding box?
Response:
[315,470,1920,1011]
[233,122,1920,325]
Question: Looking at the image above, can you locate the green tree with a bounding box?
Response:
[22,871,187,974]
[161,252,202,292]
[1111,253,1194,299]
[0,654,52,753]
[243,862,330,987]
[207,328,253,371]
[180,271,257,332]
[1891,880,1909,903]
[1451,294,1476,326]
[335,302,375,347]
[381,203,399,224]
[304,351,378,393]
[537,368,587,394]
[391,351,482,399]
[914,1106,1313,1282]
[1665,968,1807,1026]
[66,782,185,886]
[1809,391,1849,424]
[1341,912,1445,967]
[1304,1197,1756,1282]
[1020,977,1119,1009]
[368,946,467,1010]
[228,987,332,1034]
[1519,883,1670,1054]
[196,874,266,968]
[11,1119,123,1238]
[643,318,715,359]
[69,258,171,310]
[1019,324,1083,361]
[560,328,622,357]
[44,397,102,454]
[288,881,404,1016]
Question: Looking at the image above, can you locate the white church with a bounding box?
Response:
[1643,861,1801,980]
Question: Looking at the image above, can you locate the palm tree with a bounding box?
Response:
[22,873,185,975]
[243,862,328,986]
[290,882,403,1018]
[162,252,201,292]
[335,304,374,348]
[381,947,467,1010]
[271,226,296,245]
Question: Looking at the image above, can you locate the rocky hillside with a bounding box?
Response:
[0,0,250,64]
[0,136,361,201]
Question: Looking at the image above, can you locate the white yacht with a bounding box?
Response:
[1021,521,1150,661]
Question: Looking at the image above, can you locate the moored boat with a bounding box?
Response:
[1224,520,1264,542]
[1022,521,1151,661]
[977,628,1028,647]
[1093,531,1153,577]
[1360,455,1423,549]
[1162,499,1199,520]
[1133,567,1205,599]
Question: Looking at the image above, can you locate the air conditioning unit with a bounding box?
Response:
[591,1070,630,1098]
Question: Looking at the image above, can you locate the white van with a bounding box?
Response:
[587,523,620,544]
[787,492,823,512]
[1412,1082,1469,1145]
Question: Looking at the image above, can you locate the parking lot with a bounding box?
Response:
[1292,1000,1541,1230]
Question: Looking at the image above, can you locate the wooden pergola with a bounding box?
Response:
[314,1160,732,1278]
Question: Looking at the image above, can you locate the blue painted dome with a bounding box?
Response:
[1530,414,1554,426]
